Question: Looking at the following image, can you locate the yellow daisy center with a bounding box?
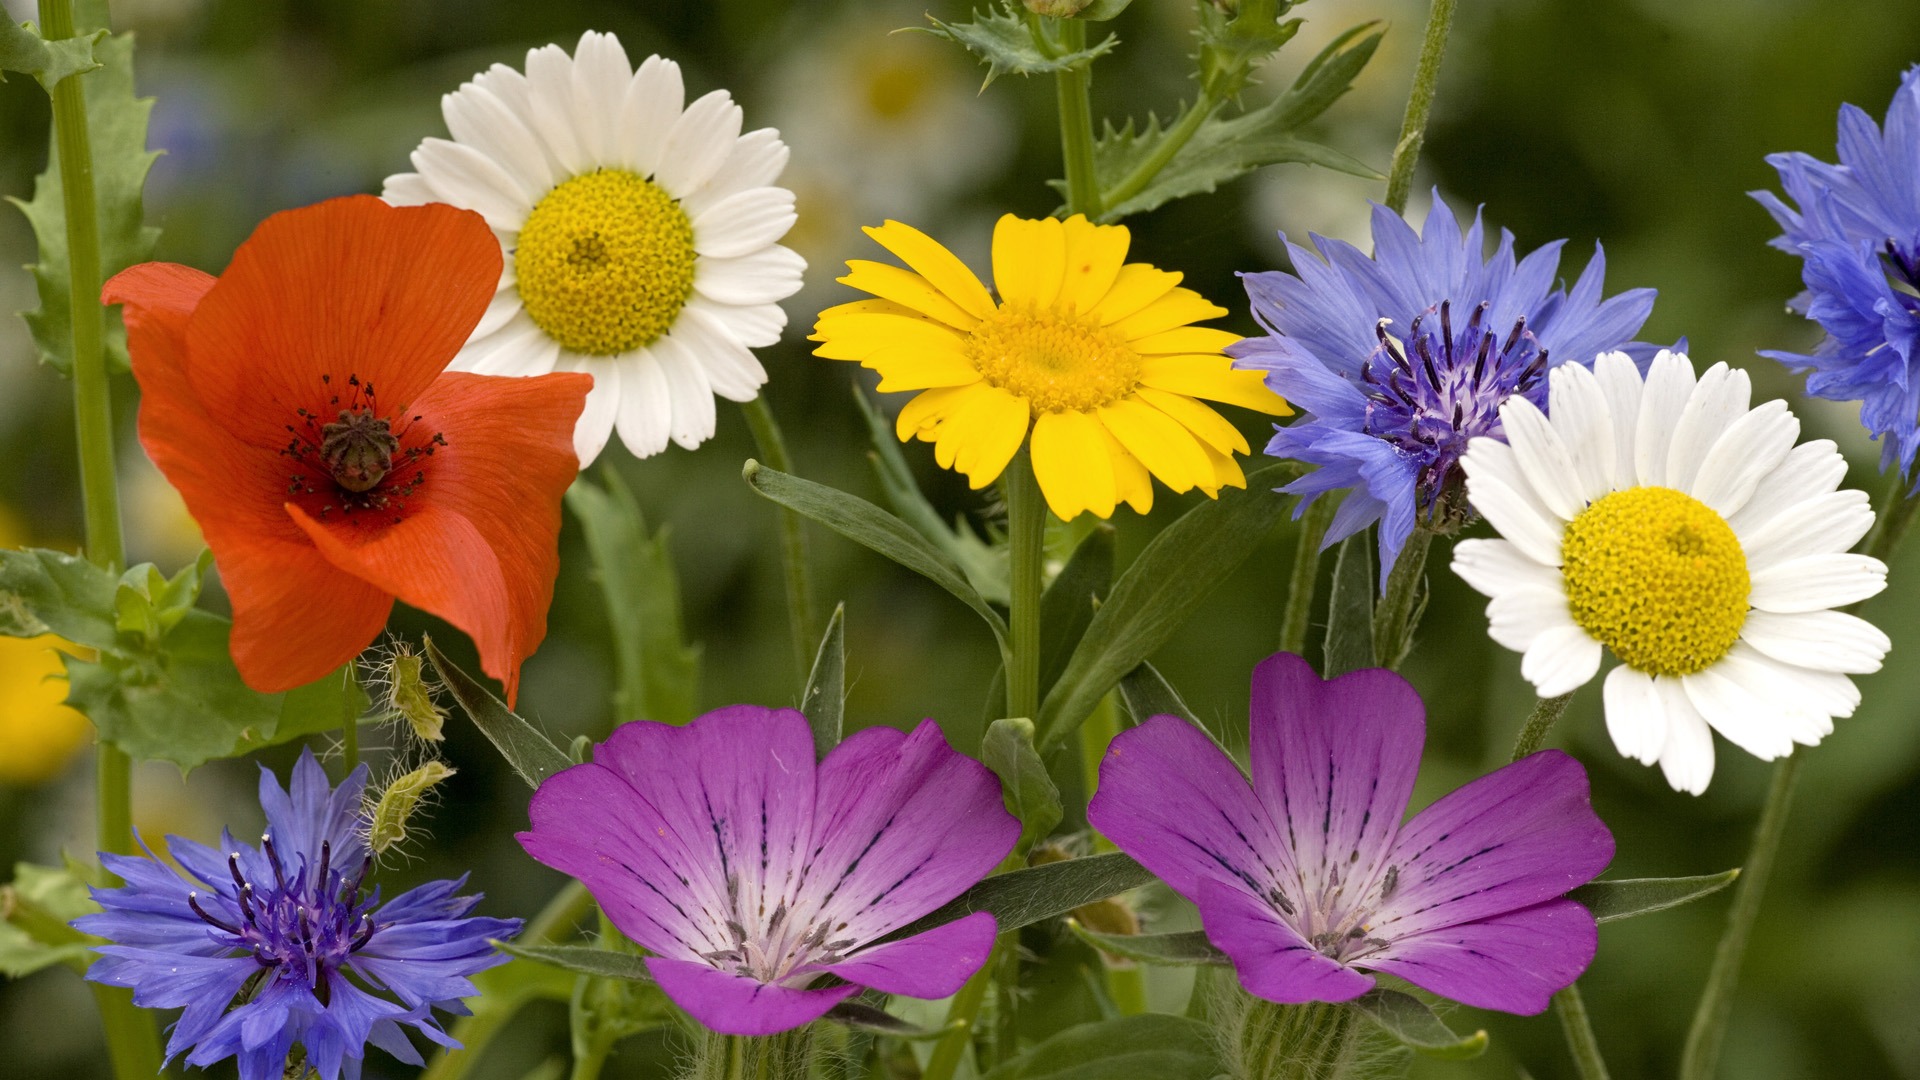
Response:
[1560,486,1750,677]
[514,169,695,356]
[968,303,1139,413]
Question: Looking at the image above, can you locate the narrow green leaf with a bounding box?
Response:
[891,852,1153,940]
[1037,464,1298,752]
[919,4,1118,87]
[0,547,119,648]
[1267,21,1386,130]
[854,387,1007,604]
[495,941,655,984]
[1322,534,1373,676]
[1569,870,1740,924]
[743,460,1009,654]
[1115,662,1200,727]
[566,472,700,725]
[0,20,101,90]
[801,604,846,758]
[426,639,572,789]
[12,11,161,374]
[980,1014,1223,1080]
[1350,988,1488,1059]
[1066,922,1227,966]
[824,1001,953,1039]
[1038,524,1113,698]
[982,717,1062,854]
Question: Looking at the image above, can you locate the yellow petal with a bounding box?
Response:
[1031,410,1117,520]
[839,260,980,330]
[1111,288,1228,341]
[1097,397,1213,494]
[897,384,978,442]
[1134,386,1250,455]
[1099,423,1154,514]
[863,220,997,321]
[1201,440,1247,492]
[1139,354,1293,415]
[814,297,922,323]
[934,384,1030,488]
[1090,263,1182,325]
[1129,326,1242,356]
[867,347,984,392]
[992,215,1066,308]
[812,311,970,361]
[1055,215,1131,316]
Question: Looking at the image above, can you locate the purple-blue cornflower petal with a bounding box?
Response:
[816,911,999,999]
[644,956,861,1036]
[1364,899,1598,1016]
[1196,877,1374,1004]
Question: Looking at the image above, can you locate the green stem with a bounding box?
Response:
[1865,480,1920,566]
[1005,451,1046,722]
[1510,692,1574,760]
[1371,525,1432,669]
[1278,497,1336,654]
[340,711,358,773]
[1554,983,1611,1080]
[1382,0,1458,215]
[740,396,820,680]
[692,1030,815,1080]
[923,938,1003,1080]
[1102,96,1218,213]
[1053,18,1101,218]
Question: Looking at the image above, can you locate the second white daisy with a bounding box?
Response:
[384,30,804,465]
[1453,351,1891,794]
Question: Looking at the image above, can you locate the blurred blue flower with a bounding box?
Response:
[1754,65,1920,482]
[1230,194,1657,583]
[75,750,519,1080]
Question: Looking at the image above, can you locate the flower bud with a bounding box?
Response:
[365,760,455,856]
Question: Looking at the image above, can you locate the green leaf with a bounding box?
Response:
[920,3,1118,87]
[0,862,98,978]
[0,19,101,89]
[1195,0,1302,101]
[0,547,119,648]
[1349,988,1488,1059]
[982,717,1062,854]
[566,472,700,725]
[12,9,161,374]
[893,851,1153,940]
[854,387,1007,604]
[1323,534,1373,676]
[980,1014,1223,1080]
[1039,524,1113,699]
[1037,464,1298,752]
[1115,661,1197,727]
[1569,870,1740,923]
[1268,20,1387,130]
[495,940,655,984]
[1065,922,1226,966]
[824,1001,953,1039]
[427,639,572,789]
[801,603,846,758]
[743,460,1009,655]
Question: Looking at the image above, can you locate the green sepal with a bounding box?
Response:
[982,717,1062,855]
[854,387,1007,605]
[800,603,846,758]
[11,6,161,374]
[1074,0,1136,20]
[1570,870,1740,923]
[0,861,98,978]
[426,638,572,789]
[920,2,1119,87]
[0,19,102,90]
[1322,533,1374,677]
[824,1001,955,1039]
[1037,463,1299,752]
[980,1014,1224,1080]
[1349,988,1488,1059]
[891,851,1152,940]
[1066,922,1227,966]
[566,472,700,726]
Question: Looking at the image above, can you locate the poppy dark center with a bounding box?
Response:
[280,373,445,524]
[320,410,397,493]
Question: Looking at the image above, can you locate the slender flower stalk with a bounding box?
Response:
[739,394,819,678]
[1383,0,1459,216]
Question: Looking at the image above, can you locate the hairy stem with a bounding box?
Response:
[1554,982,1612,1080]
[740,396,819,681]
[1371,525,1432,669]
[1382,0,1458,215]
[1278,497,1335,655]
[1510,692,1574,760]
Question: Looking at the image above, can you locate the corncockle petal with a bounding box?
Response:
[818,912,998,999]
[645,957,858,1037]
[1196,877,1374,1004]
[1366,900,1597,1016]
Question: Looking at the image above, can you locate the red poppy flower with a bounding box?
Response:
[104,196,590,705]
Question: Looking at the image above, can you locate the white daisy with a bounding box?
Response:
[1452,351,1892,795]
[382,30,804,465]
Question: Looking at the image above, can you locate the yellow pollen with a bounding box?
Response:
[968,303,1139,413]
[1560,486,1750,677]
[514,169,695,356]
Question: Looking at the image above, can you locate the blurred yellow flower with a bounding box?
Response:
[814,214,1290,519]
[0,636,90,787]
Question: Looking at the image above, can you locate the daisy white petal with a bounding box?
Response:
[525,43,592,174]
[1544,362,1615,505]
[1653,680,1715,795]
[1464,469,1566,567]
[1521,625,1603,698]
[1682,667,1795,761]
[695,246,808,306]
[686,297,786,349]
[684,129,792,214]
[674,304,769,402]
[692,187,798,259]
[657,89,744,196]
[565,355,621,465]
[655,336,720,450]
[570,32,634,165]
[1486,586,1578,655]
[1451,538,1561,598]
[1591,351,1643,488]
[1663,362,1751,492]
[612,350,673,459]
[1501,396,1587,520]
[1633,349,1697,486]
[382,171,436,207]
[411,139,529,231]
[1739,609,1890,674]
[1739,489,1875,569]
[1689,400,1799,517]
[1750,553,1887,612]
[1726,439,1848,536]
[442,81,555,200]
[1602,665,1665,765]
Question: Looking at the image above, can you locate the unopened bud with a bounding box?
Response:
[384,648,446,743]
[1024,0,1092,15]
[365,760,455,856]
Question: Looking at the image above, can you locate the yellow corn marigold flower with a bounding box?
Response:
[812,214,1290,519]
[0,636,90,787]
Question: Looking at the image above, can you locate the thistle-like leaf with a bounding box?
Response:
[0,19,101,89]
[920,2,1118,87]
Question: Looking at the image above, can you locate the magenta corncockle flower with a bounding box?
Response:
[1088,653,1614,1015]
[517,705,1020,1035]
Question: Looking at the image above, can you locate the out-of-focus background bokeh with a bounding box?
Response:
[3,0,1918,1077]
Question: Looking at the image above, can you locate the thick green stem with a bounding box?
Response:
[1053,19,1101,218]
[1005,451,1046,723]
[1102,96,1217,212]
[1371,526,1432,669]
[1382,0,1458,215]
[1279,497,1335,654]
[1554,983,1611,1080]
[740,396,819,680]
[1510,692,1574,760]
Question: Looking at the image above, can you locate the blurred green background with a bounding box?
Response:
[2,0,1918,1077]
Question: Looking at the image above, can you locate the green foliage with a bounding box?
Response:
[112,549,210,647]
[0,19,101,89]
[980,1014,1222,1080]
[497,941,655,983]
[1349,988,1488,1059]
[801,603,846,758]
[1195,0,1302,101]
[426,639,572,789]
[922,2,1118,87]
[822,1001,953,1038]
[982,717,1062,854]
[0,861,97,978]
[1065,923,1225,966]
[1572,871,1742,923]
[854,388,1008,605]
[566,472,700,726]
[11,7,160,375]
[893,851,1152,939]
[1038,524,1112,699]
[1323,534,1374,677]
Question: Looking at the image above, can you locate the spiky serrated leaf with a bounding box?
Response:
[12,8,160,374]
[0,20,101,89]
[920,3,1118,87]
[1195,0,1302,100]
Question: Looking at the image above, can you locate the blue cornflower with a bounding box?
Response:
[1754,65,1920,482]
[1229,194,1657,583]
[75,750,519,1080]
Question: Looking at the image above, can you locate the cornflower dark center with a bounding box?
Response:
[280,374,445,525]
[1359,299,1548,521]
[187,835,378,1007]
[1883,238,1920,310]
